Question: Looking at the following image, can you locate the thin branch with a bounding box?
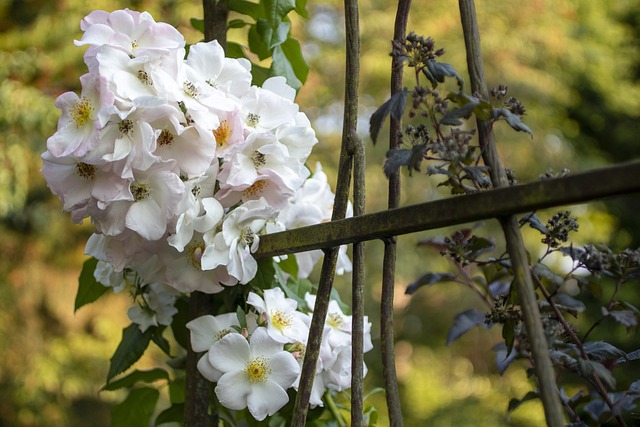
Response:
[458,1,565,425]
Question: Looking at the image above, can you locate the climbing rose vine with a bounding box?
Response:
[42,9,368,421]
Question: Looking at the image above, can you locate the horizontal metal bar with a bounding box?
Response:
[254,161,640,259]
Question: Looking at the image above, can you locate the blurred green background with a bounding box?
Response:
[1,0,639,425]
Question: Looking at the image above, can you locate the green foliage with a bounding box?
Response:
[75,257,108,312]
[101,368,169,392]
[107,324,153,384]
[111,386,160,427]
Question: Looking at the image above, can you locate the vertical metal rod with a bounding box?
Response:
[458,1,564,425]
[381,0,411,425]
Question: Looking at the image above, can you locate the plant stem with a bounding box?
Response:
[325,391,347,427]
[458,1,564,425]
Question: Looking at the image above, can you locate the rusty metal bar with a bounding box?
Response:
[255,161,640,258]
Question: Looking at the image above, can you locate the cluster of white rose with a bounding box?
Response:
[42,9,363,420]
[42,9,351,318]
[187,288,372,420]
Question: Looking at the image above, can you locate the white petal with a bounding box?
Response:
[209,333,249,373]
[215,370,251,411]
[267,351,300,389]
[197,353,223,382]
[186,315,218,352]
[126,198,166,240]
[247,380,290,421]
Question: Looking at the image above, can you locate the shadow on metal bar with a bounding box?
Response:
[255,161,640,259]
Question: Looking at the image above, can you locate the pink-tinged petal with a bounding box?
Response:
[266,351,300,389]
[126,198,166,240]
[209,333,249,373]
[75,23,116,47]
[215,370,251,411]
[247,380,289,421]
[197,353,222,382]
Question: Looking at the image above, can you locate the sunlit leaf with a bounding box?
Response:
[281,36,309,84]
[75,257,109,312]
[228,0,264,19]
[169,376,186,404]
[270,44,302,91]
[111,387,159,427]
[294,0,309,17]
[248,24,272,61]
[446,309,487,345]
[236,305,248,330]
[107,324,153,383]
[228,19,249,29]
[405,272,455,295]
[257,18,290,49]
[102,369,169,392]
[369,89,407,144]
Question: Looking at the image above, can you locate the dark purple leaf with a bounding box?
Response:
[369,89,407,144]
[493,342,518,375]
[383,143,426,177]
[519,212,550,235]
[583,341,626,361]
[493,107,532,135]
[405,272,455,295]
[507,391,539,412]
[446,309,487,345]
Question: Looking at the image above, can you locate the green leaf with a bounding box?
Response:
[170,297,190,350]
[248,24,272,60]
[270,44,302,91]
[277,255,299,278]
[228,19,249,29]
[107,324,153,383]
[250,63,271,87]
[369,89,407,144]
[226,41,248,59]
[155,403,185,426]
[508,391,539,412]
[111,387,159,427]
[152,328,172,356]
[236,305,248,329]
[228,0,264,19]
[503,318,516,357]
[294,0,309,18]
[248,258,277,290]
[405,272,455,295]
[190,18,205,34]
[446,309,487,345]
[169,376,186,404]
[75,257,109,312]
[279,276,314,311]
[102,368,169,392]
[264,0,296,27]
[257,18,291,49]
[281,36,309,84]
